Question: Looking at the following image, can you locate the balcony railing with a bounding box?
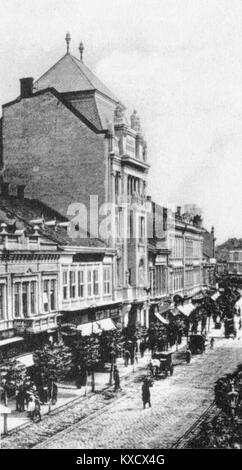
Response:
[13,313,58,334]
[116,194,146,206]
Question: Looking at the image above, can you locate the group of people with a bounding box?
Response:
[14,380,58,421]
[15,382,42,421]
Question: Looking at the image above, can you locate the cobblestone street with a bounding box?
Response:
[2,335,241,449]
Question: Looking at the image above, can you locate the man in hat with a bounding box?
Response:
[142,378,151,409]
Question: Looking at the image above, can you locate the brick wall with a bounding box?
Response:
[2,91,107,218]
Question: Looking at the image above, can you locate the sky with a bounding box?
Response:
[0,0,242,244]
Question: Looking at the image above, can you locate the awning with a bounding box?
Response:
[16,353,34,367]
[154,312,169,325]
[211,292,220,301]
[0,336,24,347]
[76,318,116,336]
[177,304,195,317]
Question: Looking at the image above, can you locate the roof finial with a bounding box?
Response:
[65,32,71,54]
[79,42,84,62]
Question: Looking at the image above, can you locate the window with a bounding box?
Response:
[63,271,68,300]
[43,280,49,312]
[139,217,145,242]
[30,281,36,315]
[43,279,57,312]
[87,270,93,297]
[0,285,5,320]
[14,283,20,318]
[50,280,56,310]
[103,267,111,295]
[138,259,145,286]
[22,282,28,317]
[78,270,84,298]
[70,271,76,298]
[129,211,133,239]
[93,269,99,296]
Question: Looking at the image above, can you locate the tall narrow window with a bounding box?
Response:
[139,217,145,242]
[70,271,76,298]
[103,267,111,295]
[63,271,68,300]
[87,270,92,297]
[50,280,56,310]
[22,282,28,317]
[30,281,36,315]
[93,269,99,296]
[43,280,49,312]
[14,283,20,318]
[78,270,84,298]
[0,285,5,320]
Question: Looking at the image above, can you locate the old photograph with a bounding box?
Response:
[0,0,242,453]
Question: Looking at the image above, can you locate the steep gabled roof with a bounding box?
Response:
[0,195,105,249]
[34,53,119,104]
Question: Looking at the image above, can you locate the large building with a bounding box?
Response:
[0,34,150,331]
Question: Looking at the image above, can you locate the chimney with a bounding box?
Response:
[1,182,9,196]
[20,77,34,98]
[17,185,25,200]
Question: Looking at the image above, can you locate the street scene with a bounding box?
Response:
[1,0,242,452]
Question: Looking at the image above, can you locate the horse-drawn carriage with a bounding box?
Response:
[150,351,174,379]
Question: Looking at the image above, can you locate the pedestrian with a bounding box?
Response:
[124,349,131,367]
[239,318,242,330]
[27,394,35,420]
[52,382,58,405]
[113,366,121,392]
[186,347,191,364]
[142,378,151,409]
[135,350,139,364]
[34,395,42,421]
[210,337,215,349]
[140,341,145,358]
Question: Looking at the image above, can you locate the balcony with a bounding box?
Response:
[116,194,146,207]
[13,313,58,334]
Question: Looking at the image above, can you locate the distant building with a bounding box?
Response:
[228,245,242,276]
[201,227,216,288]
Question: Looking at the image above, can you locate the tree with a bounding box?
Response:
[72,334,101,392]
[99,327,124,384]
[31,342,73,407]
[0,358,28,405]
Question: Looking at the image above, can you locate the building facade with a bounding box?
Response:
[1,36,150,330]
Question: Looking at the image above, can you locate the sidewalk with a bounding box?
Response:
[0,342,187,436]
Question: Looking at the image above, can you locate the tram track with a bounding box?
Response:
[171,400,220,448]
